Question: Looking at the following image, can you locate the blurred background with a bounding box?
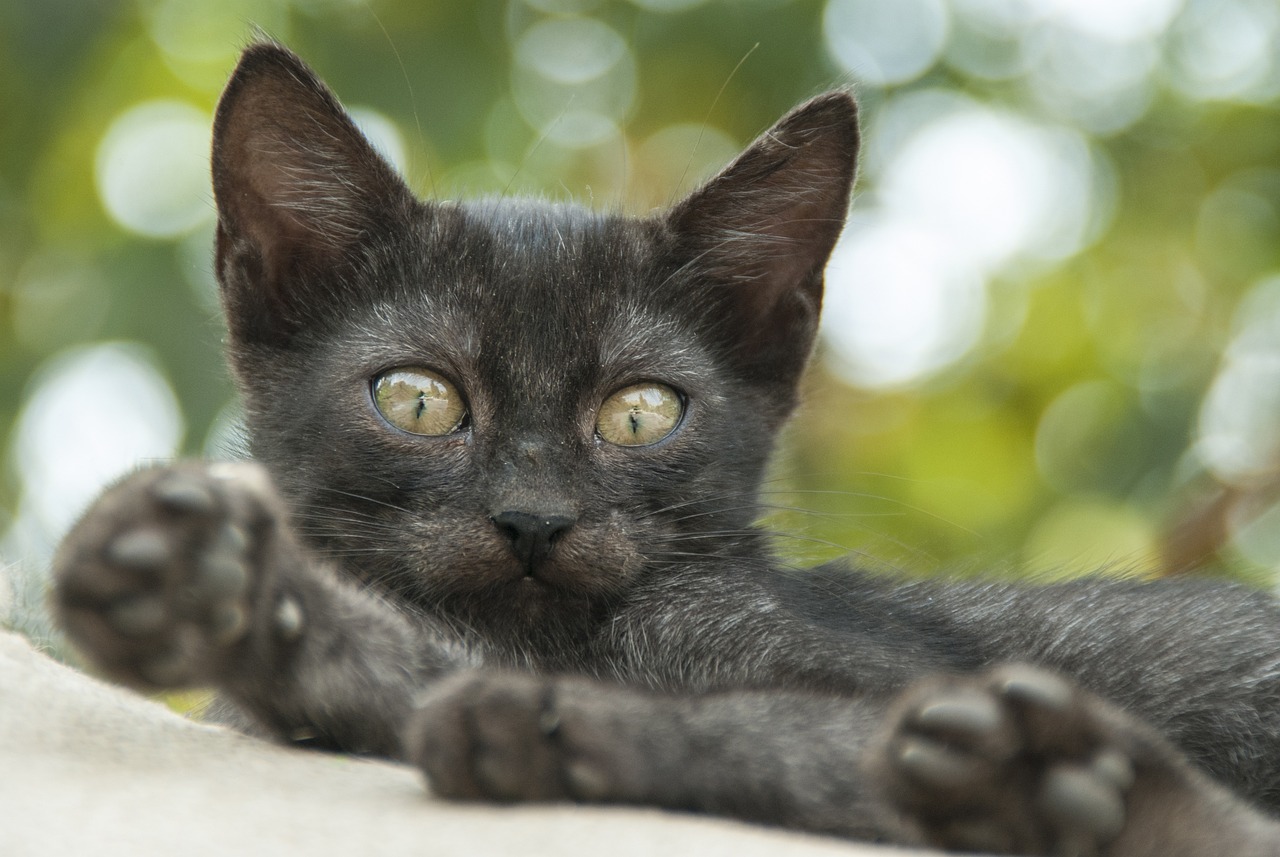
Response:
[5,0,1280,651]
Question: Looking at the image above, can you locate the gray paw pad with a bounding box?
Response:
[1091,749,1135,791]
[197,556,248,599]
[1038,764,1125,840]
[107,595,168,637]
[151,473,217,515]
[998,667,1072,712]
[913,692,1003,738]
[107,529,171,571]
[193,524,249,598]
[898,738,981,789]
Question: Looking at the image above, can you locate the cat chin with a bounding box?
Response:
[421,575,609,644]
[430,556,637,601]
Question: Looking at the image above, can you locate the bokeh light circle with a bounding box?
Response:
[95,100,213,239]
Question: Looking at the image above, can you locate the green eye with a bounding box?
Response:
[597,383,683,447]
[373,368,466,436]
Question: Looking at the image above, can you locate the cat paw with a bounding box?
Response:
[53,462,301,690]
[872,665,1137,855]
[405,671,641,804]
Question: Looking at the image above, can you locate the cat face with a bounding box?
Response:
[211,44,858,637]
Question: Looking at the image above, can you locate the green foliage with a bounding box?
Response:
[3,0,1279,605]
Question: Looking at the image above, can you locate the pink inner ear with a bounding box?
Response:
[662,92,858,389]
[211,44,419,347]
[245,124,370,247]
[212,45,412,282]
[670,92,858,286]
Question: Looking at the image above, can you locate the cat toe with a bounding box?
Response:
[150,471,219,515]
[408,672,567,802]
[1038,762,1126,841]
[874,665,1136,856]
[407,672,633,805]
[52,463,271,689]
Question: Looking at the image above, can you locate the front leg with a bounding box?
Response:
[407,672,666,804]
[405,671,900,838]
[54,461,471,755]
[407,670,1280,851]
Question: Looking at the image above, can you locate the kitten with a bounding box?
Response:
[53,43,1280,855]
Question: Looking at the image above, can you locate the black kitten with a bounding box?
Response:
[53,44,1280,855]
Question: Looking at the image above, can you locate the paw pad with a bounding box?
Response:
[882,666,1137,855]
[151,473,217,515]
[106,595,168,637]
[54,463,275,690]
[1038,764,1125,840]
[106,529,171,571]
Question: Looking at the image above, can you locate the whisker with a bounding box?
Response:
[310,486,413,513]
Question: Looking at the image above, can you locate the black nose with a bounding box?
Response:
[492,510,576,572]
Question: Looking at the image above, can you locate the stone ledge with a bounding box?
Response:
[0,631,940,857]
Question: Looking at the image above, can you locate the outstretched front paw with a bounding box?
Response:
[53,462,301,690]
[405,672,648,805]
[872,665,1138,856]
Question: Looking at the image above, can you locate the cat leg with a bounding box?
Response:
[869,664,1280,856]
[404,670,901,838]
[405,668,1280,849]
[54,461,469,755]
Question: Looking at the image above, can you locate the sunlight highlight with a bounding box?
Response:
[821,95,1102,389]
[511,16,635,148]
[823,0,949,86]
[95,100,213,239]
[6,343,184,556]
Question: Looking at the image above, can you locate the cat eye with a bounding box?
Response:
[372,368,467,436]
[597,383,684,447]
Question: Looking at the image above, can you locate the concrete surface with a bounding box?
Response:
[0,630,945,857]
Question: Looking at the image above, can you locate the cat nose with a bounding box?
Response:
[492,510,576,571]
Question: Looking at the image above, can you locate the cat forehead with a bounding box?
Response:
[458,197,610,240]
[275,192,749,394]
[405,198,671,317]
[449,197,655,268]
[339,200,715,383]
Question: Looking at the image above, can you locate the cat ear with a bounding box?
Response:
[667,92,859,394]
[212,43,415,345]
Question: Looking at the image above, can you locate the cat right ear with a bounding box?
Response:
[212,43,415,345]
[666,92,858,404]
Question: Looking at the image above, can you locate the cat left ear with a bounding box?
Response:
[667,91,858,393]
[212,43,416,345]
